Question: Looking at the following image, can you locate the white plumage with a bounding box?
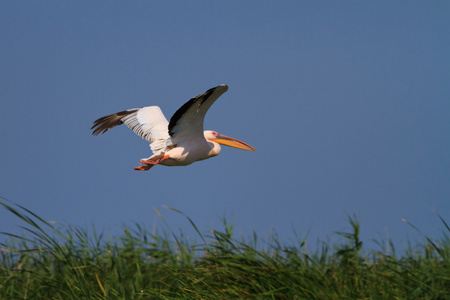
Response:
[91,84,255,171]
[121,106,170,156]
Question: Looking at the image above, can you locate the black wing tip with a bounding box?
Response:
[91,110,136,136]
[168,85,228,136]
[207,84,228,95]
[217,84,228,90]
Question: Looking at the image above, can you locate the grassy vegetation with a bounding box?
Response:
[1,198,450,299]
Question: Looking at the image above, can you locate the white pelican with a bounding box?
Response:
[91,84,255,171]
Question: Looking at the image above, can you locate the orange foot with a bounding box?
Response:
[133,154,170,171]
[133,165,154,171]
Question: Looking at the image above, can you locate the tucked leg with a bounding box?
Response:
[133,154,170,171]
[133,165,154,171]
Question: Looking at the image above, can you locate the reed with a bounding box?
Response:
[1,198,449,299]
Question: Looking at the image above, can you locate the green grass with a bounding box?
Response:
[1,198,450,299]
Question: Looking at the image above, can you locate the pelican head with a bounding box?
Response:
[204,130,256,152]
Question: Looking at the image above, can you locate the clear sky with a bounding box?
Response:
[1,1,449,251]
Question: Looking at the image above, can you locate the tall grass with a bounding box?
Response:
[1,198,450,299]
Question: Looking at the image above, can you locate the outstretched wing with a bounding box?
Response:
[91,106,170,155]
[168,84,228,144]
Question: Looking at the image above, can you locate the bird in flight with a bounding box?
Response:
[91,84,255,171]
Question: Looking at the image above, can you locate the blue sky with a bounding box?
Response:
[1,1,449,251]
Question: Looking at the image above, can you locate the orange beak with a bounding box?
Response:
[214,134,256,151]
